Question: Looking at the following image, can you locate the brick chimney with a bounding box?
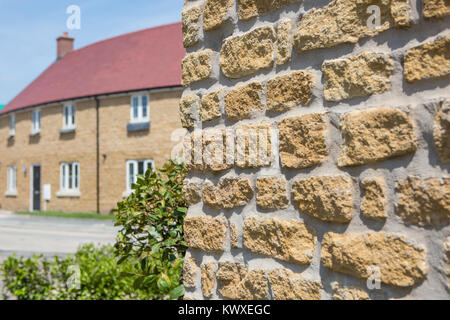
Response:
[56,32,74,60]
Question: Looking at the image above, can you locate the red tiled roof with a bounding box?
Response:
[1,22,185,115]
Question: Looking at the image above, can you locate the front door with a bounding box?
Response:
[33,165,41,211]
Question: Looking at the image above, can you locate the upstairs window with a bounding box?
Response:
[63,104,76,129]
[7,166,16,192]
[9,114,15,136]
[32,109,41,134]
[126,159,154,191]
[130,94,149,123]
[60,162,79,192]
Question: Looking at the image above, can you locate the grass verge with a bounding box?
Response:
[15,211,116,221]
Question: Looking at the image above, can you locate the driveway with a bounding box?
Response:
[0,211,119,261]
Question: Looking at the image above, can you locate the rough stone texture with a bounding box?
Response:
[323,52,394,102]
[256,176,289,210]
[225,82,264,121]
[203,178,254,209]
[423,0,450,19]
[202,129,234,172]
[361,177,388,220]
[331,282,370,300]
[201,262,216,298]
[220,26,276,79]
[235,123,272,168]
[184,130,233,173]
[404,36,450,82]
[294,0,411,52]
[183,254,199,288]
[217,263,269,300]
[322,232,429,287]
[267,71,314,112]
[278,113,328,169]
[179,94,200,128]
[444,237,450,290]
[182,6,202,47]
[243,216,316,265]
[434,101,450,164]
[184,216,228,252]
[237,0,301,20]
[292,175,353,223]
[230,223,239,248]
[338,108,417,167]
[183,181,203,205]
[203,0,234,31]
[182,50,214,86]
[201,90,222,122]
[180,0,450,301]
[396,177,450,227]
[276,20,292,65]
[268,269,322,300]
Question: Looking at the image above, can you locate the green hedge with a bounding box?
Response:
[114,160,188,300]
[0,244,151,300]
[1,161,188,300]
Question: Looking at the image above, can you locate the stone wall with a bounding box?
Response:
[180,0,450,299]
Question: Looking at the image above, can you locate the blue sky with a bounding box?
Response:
[0,0,183,105]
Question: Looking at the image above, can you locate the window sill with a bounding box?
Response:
[59,128,76,134]
[122,191,132,198]
[56,190,81,198]
[127,122,150,133]
[5,190,18,197]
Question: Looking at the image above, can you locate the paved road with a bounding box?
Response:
[0,211,119,261]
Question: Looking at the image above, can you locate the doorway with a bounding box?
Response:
[32,165,41,211]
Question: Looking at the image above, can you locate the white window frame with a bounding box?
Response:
[7,166,17,192]
[9,114,15,136]
[63,103,76,130]
[60,162,80,192]
[32,108,41,134]
[130,94,150,123]
[126,159,154,192]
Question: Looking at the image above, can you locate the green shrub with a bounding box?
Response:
[0,244,151,300]
[114,160,188,300]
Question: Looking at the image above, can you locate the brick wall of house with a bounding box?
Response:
[180,0,450,299]
[0,89,182,213]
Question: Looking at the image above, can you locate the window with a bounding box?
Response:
[9,114,15,136]
[32,109,41,133]
[63,104,76,129]
[130,94,149,123]
[7,166,16,192]
[60,162,79,192]
[126,159,154,191]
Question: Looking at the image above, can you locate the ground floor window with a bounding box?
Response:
[126,159,154,191]
[60,162,79,192]
[7,166,16,192]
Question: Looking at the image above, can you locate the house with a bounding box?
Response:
[0,22,185,214]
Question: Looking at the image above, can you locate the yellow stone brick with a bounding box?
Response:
[220,26,276,79]
[294,0,411,52]
[243,216,316,265]
[323,52,394,102]
[322,232,429,287]
[278,113,328,169]
[203,0,234,31]
[338,108,417,167]
[267,71,314,112]
[184,216,228,252]
[404,36,450,82]
[396,177,450,227]
[292,175,353,223]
